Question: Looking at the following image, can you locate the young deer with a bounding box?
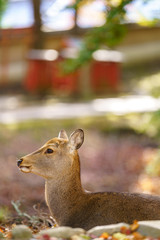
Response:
[18,129,160,230]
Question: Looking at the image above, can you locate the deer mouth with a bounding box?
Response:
[19,166,31,173]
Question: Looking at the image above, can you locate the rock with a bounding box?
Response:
[38,227,85,239]
[11,224,32,240]
[88,221,160,238]
[138,220,160,238]
[71,235,87,240]
[87,223,129,236]
[38,221,160,239]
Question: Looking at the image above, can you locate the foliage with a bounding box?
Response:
[2,201,54,233]
[63,0,158,73]
[0,0,8,26]
[137,72,160,98]
[146,110,160,138]
[128,110,160,139]
[63,0,133,73]
[11,201,32,220]
[146,149,160,177]
[0,207,10,223]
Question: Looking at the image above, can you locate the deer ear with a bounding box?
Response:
[58,130,68,140]
[69,129,84,150]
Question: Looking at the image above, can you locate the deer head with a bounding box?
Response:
[17,129,84,179]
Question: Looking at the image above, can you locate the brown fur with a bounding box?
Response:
[18,129,160,230]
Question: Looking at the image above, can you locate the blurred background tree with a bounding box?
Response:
[30,0,158,73]
[63,0,132,73]
[63,0,159,72]
[31,0,45,49]
[1,0,160,95]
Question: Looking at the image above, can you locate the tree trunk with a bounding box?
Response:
[32,0,45,49]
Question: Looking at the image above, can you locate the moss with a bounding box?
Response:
[11,225,32,240]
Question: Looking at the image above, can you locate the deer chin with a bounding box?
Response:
[20,166,31,173]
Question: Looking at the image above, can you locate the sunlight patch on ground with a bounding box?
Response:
[93,95,160,115]
[1,96,160,124]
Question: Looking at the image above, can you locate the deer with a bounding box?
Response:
[17,129,160,230]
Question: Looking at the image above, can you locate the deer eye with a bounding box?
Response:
[45,148,54,154]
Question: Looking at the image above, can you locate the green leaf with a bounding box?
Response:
[62,0,133,73]
[0,0,8,26]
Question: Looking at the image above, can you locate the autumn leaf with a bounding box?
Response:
[100,232,109,239]
[130,220,139,232]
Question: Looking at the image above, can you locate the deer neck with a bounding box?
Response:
[45,157,85,225]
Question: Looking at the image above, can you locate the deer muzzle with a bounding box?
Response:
[17,158,31,173]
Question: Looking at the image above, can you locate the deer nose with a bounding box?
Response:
[17,159,23,167]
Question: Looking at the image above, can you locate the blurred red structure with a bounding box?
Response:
[24,48,122,95]
[24,49,79,94]
[90,49,122,93]
[52,58,79,94]
[52,48,80,94]
[91,61,121,92]
[25,60,53,92]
